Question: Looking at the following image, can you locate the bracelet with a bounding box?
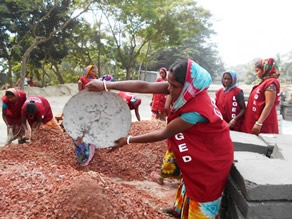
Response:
[103,80,109,92]
[255,121,263,126]
[127,135,132,145]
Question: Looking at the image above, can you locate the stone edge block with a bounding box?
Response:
[226,176,292,219]
[230,163,292,201]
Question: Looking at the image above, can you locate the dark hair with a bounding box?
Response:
[223,72,232,79]
[5,91,15,97]
[255,60,263,70]
[26,101,37,114]
[169,60,188,85]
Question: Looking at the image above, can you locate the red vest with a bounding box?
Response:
[151,78,167,113]
[1,90,26,125]
[79,76,96,90]
[117,92,141,110]
[21,96,53,124]
[168,91,234,202]
[242,78,280,134]
[215,87,243,131]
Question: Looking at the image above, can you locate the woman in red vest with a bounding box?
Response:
[242,58,280,135]
[78,65,97,91]
[215,71,246,131]
[86,59,234,218]
[1,88,27,143]
[150,67,168,121]
[117,91,142,121]
[21,96,62,135]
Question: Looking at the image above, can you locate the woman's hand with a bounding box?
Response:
[228,118,236,129]
[86,79,105,91]
[108,137,127,152]
[251,123,261,135]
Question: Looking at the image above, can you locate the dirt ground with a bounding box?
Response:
[0,120,180,218]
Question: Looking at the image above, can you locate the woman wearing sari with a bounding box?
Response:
[150,67,168,121]
[215,71,246,131]
[242,58,281,135]
[86,59,234,218]
[1,88,27,143]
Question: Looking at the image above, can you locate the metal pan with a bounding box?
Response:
[63,90,131,148]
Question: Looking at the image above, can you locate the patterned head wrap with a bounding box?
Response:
[84,65,96,78]
[221,71,238,92]
[172,59,212,112]
[259,58,280,79]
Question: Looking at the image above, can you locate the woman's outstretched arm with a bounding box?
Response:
[86,80,169,94]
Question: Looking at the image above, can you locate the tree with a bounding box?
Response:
[19,1,95,89]
[145,34,224,79]
[0,0,31,87]
[98,0,214,79]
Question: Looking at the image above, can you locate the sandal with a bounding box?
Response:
[74,141,95,166]
[162,207,179,217]
[18,138,27,144]
[150,171,164,185]
[80,144,96,166]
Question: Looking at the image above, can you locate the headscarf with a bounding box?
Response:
[172,59,212,112]
[5,88,20,103]
[260,58,280,80]
[6,88,18,98]
[159,67,167,75]
[84,65,95,78]
[221,71,238,92]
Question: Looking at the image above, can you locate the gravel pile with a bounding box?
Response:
[0,120,178,218]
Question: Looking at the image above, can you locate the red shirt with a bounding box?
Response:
[242,78,280,134]
[21,96,53,124]
[117,92,141,110]
[1,90,26,125]
[215,87,243,131]
[151,78,167,113]
[168,91,234,202]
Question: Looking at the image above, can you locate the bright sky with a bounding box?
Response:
[196,0,292,67]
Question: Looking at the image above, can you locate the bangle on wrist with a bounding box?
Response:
[103,80,109,92]
[255,121,263,126]
[127,135,132,145]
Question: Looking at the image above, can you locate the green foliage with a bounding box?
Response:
[0,0,228,85]
[145,35,224,79]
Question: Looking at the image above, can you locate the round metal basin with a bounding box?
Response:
[63,90,131,148]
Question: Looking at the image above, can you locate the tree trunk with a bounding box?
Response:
[41,62,46,87]
[141,42,151,81]
[52,61,65,84]
[97,21,101,78]
[138,62,142,80]
[7,59,13,88]
[126,67,130,80]
[20,40,38,90]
